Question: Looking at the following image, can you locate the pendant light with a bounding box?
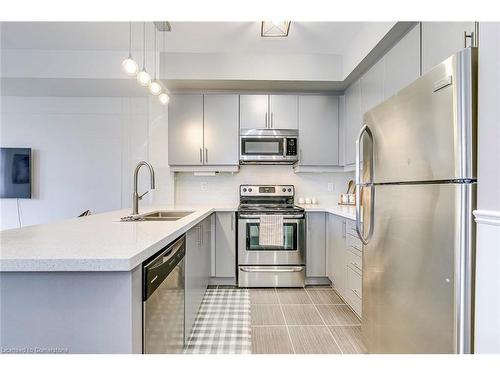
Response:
[158,26,170,105]
[122,22,138,76]
[148,26,162,95]
[137,22,151,87]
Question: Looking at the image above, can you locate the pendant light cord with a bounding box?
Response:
[142,22,146,69]
[128,22,132,57]
[153,26,157,79]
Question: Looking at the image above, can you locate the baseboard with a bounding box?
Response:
[209,277,236,286]
[305,277,331,286]
[473,210,500,226]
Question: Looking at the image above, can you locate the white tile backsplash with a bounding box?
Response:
[175,165,354,206]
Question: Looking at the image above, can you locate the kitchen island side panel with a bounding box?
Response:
[0,267,143,354]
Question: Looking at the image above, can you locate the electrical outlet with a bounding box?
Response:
[327,183,335,192]
[200,182,208,191]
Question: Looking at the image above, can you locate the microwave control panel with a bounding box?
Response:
[286,138,297,156]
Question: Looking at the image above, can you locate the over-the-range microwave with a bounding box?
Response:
[240,129,298,164]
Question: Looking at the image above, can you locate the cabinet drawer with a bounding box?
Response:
[346,233,362,253]
[347,220,360,238]
[346,249,362,273]
[346,266,362,317]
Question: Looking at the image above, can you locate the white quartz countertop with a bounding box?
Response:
[299,204,357,221]
[0,203,357,272]
[0,205,236,272]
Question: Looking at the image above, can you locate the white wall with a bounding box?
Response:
[0,96,172,231]
[175,166,354,207]
[474,22,500,354]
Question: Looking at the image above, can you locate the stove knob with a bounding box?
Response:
[282,188,286,192]
[248,188,252,192]
[243,188,247,192]
[287,188,292,192]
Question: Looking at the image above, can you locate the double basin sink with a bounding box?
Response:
[120,210,194,222]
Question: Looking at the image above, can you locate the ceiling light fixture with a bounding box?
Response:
[137,22,151,87]
[148,26,162,96]
[122,22,138,76]
[261,21,291,37]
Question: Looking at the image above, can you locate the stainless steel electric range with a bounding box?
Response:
[237,185,306,288]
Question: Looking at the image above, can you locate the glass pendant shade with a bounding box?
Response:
[122,56,138,76]
[158,93,170,105]
[137,70,151,86]
[148,80,162,95]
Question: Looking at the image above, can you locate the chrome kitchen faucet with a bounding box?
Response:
[132,161,155,215]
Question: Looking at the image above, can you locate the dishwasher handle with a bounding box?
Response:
[143,235,185,301]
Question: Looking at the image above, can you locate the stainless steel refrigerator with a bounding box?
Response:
[356,47,477,354]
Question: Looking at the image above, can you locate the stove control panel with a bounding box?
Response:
[240,185,294,197]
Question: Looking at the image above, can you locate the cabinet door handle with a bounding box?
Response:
[342,221,346,239]
[265,112,268,128]
[464,31,475,48]
[197,225,202,245]
[199,148,203,164]
[205,148,208,163]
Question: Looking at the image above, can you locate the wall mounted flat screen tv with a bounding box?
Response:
[0,147,32,199]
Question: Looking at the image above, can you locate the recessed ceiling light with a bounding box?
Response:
[261,21,291,37]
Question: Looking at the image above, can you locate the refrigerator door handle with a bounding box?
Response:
[355,124,375,245]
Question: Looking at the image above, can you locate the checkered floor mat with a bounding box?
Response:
[184,288,251,354]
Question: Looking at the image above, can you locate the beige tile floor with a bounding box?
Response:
[250,286,367,354]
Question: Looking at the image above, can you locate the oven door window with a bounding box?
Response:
[241,138,284,156]
[246,222,297,251]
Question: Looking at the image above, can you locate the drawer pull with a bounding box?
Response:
[351,288,362,299]
[350,262,362,272]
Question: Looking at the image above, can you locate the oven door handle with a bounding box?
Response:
[238,214,305,220]
[239,266,305,273]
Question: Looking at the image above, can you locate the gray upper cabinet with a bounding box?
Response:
[203,95,239,165]
[422,22,475,74]
[306,212,326,278]
[343,80,362,166]
[361,59,384,116]
[298,96,339,166]
[384,24,420,99]
[240,95,268,129]
[169,94,239,166]
[215,212,236,279]
[240,94,298,130]
[168,94,204,165]
[269,95,298,129]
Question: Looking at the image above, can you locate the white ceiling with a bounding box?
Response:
[1,21,367,55]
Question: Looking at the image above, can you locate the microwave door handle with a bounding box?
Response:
[283,138,287,157]
[355,124,375,245]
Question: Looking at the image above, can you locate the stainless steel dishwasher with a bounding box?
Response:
[143,235,185,354]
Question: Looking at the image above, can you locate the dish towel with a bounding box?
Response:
[259,215,284,247]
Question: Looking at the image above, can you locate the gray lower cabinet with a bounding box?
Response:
[306,212,326,278]
[298,96,339,166]
[185,215,212,339]
[215,212,236,278]
[326,214,362,317]
[327,214,346,297]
